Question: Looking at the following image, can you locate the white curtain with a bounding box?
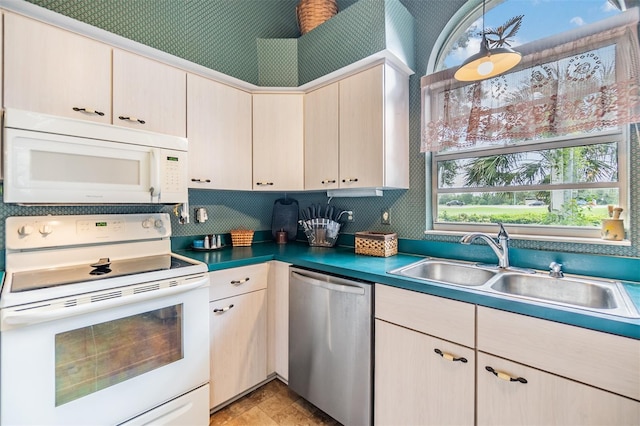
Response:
[421,9,640,152]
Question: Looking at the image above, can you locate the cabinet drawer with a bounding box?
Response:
[375,284,475,348]
[477,352,640,425]
[477,306,640,400]
[209,263,268,301]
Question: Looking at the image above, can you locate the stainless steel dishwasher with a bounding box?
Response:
[289,267,373,426]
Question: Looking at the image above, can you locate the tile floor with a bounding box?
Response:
[209,379,341,426]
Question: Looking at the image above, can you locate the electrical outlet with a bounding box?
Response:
[381,209,390,225]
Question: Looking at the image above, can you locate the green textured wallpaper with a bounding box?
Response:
[257,38,298,86]
[8,0,639,262]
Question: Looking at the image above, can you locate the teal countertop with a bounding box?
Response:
[176,242,640,340]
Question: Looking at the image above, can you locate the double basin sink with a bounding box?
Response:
[389,258,639,318]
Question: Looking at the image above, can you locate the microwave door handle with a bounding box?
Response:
[150,149,161,202]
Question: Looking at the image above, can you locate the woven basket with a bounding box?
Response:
[296,0,338,35]
[230,229,254,247]
[355,231,398,257]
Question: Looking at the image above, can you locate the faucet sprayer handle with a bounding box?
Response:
[549,262,564,278]
[497,223,509,240]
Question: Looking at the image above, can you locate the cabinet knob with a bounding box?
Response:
[73,107,105,116]
[434,348,467,363]
[191,178,212,183]
[321,179,337,184]
[342,178,359,183]
[256,182,274,186]
[230,278,250,286]
[485,366,527,383]
[118,115,146,124]
[213,304,234,313]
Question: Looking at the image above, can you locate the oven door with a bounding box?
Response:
[0,276,209,426]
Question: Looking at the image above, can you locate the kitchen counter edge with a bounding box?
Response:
[177,242,640,340]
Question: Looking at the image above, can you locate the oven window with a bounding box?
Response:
[55,304,183,406]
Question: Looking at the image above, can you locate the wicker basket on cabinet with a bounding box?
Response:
[296,0,338,35]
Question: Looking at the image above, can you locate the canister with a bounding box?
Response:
[276,230,288,244]
[601,219,624,241]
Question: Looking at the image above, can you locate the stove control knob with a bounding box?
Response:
[142,218,154,228]
[39,224,53,236]
[18,225,34,236]
[154,219,164,229]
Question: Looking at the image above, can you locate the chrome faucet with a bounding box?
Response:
[460,224,510,269]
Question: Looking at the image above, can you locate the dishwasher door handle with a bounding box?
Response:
[291,271,365,295]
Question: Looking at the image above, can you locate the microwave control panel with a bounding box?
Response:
[164,155,182,193]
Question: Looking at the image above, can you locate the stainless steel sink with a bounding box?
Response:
[489,273,619,309]
[389,259,497,287]
[389,258,639,318]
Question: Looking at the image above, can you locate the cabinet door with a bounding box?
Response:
[252,94,304,191]
[209,289,267,409]
[339,65,384,188]
[4,12,111,123]
[375,319,475,426]
[113,50,186,137]
[304,83,339,190]
[478,352,640,426]
[267,261,290,381]
[187,74,252,190]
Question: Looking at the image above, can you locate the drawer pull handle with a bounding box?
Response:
[342,178,359,183]
[191,178,211,183]
[213,304,234,313]
[118,115,146,124]
[321,179,337,184]
[72,107,105,116]
[434,348,467,363]
[485,366,527,383]
[256,182,274,186]
[230,278,250,285]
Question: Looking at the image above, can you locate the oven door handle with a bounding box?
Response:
[2,278,208,327]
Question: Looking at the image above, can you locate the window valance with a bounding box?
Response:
[421,9,640,153]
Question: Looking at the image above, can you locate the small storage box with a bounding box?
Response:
[355,231,398,257]
[230,229,254,247]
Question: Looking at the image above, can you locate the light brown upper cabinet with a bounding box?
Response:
[4,12,111,124]
[252,93,304,191]
[187,74,253,190]
[5,12,186,137]
[113,50,186,137]
[304,82,340,190]
[304,63,410,191]
[339,64,409,189]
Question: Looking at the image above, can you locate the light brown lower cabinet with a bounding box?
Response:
[209,265,268,409]
[374,285,640,425]
[477,351,640,425]
[375,319,475,425]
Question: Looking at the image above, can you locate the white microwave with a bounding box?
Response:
[2,109,188,204]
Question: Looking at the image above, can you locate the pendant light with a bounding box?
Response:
[454,0,522,82]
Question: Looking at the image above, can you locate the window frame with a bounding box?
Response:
[431,127,629,239]
[425,2,636,241]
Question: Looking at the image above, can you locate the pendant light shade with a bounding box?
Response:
[454,36,521,81]
[454,0,523,82]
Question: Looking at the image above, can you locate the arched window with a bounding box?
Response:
[422,0,639,241]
